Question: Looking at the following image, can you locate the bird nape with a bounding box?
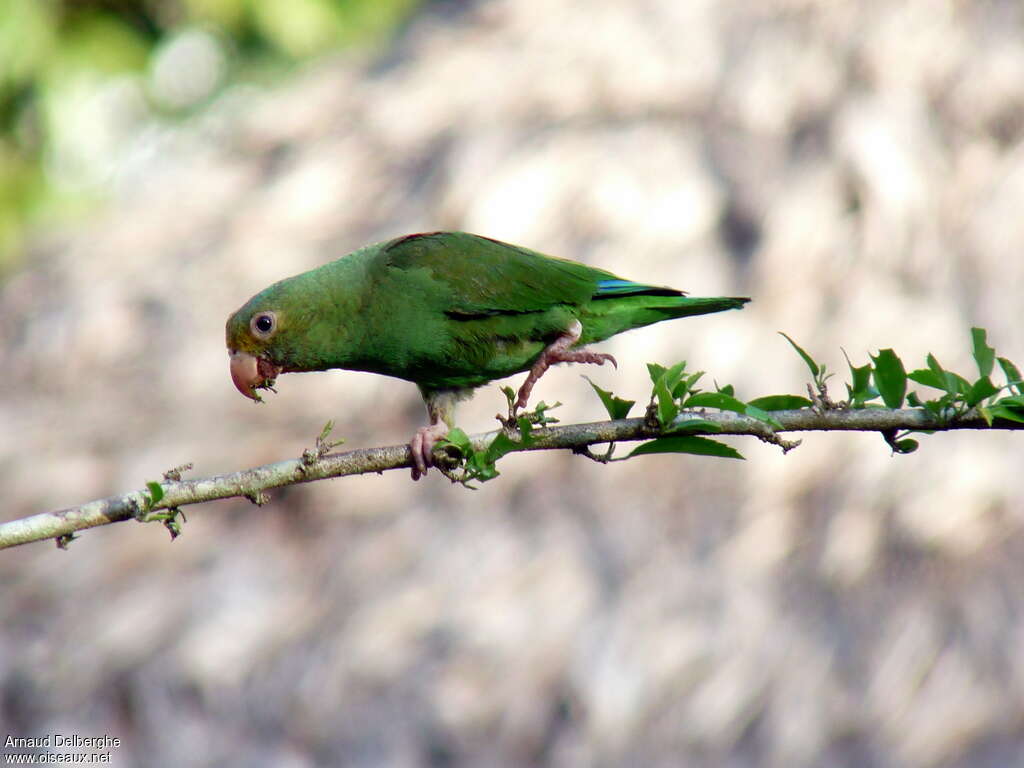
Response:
[225,231,750,480]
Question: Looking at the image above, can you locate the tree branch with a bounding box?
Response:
[2,408,1020,551]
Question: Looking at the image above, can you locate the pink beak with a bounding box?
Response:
[230,351,282,401]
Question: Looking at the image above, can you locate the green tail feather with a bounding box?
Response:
[657,295,750,317]
[580,294,749,346]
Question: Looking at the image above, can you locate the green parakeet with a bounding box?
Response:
[226,232,749,479]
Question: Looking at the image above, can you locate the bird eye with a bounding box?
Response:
[251,311,277,338]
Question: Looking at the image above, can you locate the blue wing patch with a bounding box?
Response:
[594,279,685,299]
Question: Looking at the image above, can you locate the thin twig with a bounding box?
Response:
[1,408,1020,551]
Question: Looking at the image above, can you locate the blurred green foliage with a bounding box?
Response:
[0,0,423,272]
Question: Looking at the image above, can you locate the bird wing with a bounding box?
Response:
[380,231,621,317]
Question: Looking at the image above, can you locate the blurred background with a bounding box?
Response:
[1,0,1023,765]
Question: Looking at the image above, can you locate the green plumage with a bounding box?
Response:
[226,231,749,395]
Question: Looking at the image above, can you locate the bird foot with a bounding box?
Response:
[409,421,449,481]
[515,322,617,411]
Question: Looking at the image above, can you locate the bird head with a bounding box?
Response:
[226,311,285,402]
[225,280,306,402]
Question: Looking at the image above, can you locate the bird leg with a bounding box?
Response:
[410,389,466,480]
[515,320,617,411]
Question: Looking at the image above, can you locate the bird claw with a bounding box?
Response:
[409,421,449,480]
[514,339,618,411]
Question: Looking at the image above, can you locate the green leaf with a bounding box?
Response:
[441,427,472,453]
[684,391,746,411]
[950,372,971,396]
[484,432,522,464]
[646,363,668,385]
[971,328,995,377]
[921,394,956,419]
[850,365,873,394]
[998,357,1023,395]
[716,383,735,397]
[894,438,919,454]
[842,349,876,407]
[440,421,538,486]
[585,377,635,420]
[908,368,945,390]
[655,375,679,428]
[743,403,783,429]
[627,436,744,460]
[910,364,968,398]
[649,362,687,428]
[662,361,688,392]
[684,391,783,429]
[146,481,165,506]
[986,404,1024,424]
[966,376,999,407]
[871,348,907,409]
[665,418,723,435]
[498,386,522,417]
[779,332,819,378]
[465,454,500,482]
[977,405,993,426]
[526,400,561,426]
[926,354,970,396]
[747,395,813,411]
[676,371,705,399]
